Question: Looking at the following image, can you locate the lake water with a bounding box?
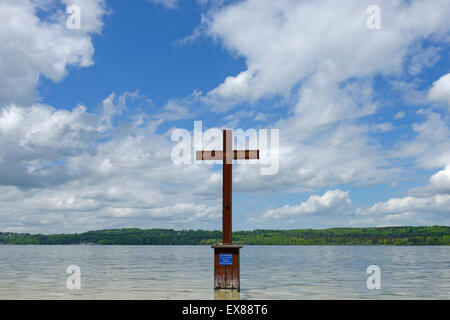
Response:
[0,245,448,299]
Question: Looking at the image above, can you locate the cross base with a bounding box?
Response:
[211,244,242,291]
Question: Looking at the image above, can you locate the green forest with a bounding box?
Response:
[0,226,449,245]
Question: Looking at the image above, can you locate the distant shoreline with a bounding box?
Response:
[1,226,449,245]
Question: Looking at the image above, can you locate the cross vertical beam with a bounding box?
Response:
[223,130,232,244]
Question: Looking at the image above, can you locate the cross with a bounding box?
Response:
[196,130,259,245]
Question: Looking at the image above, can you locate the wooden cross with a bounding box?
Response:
[196,130,259,244]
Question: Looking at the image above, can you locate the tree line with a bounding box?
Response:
[0,226,448,245]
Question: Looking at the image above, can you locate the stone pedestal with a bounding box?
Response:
[211,245,242,291]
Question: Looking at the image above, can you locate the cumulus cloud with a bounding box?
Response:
[353,193,450,226]
[410,164,450,196]
[257,189,353,221]
[394,109,450,169]
[203,0,450,105]
[0,0,221,232]
[0,104,101,187]
[188,0,450,191]
[224,66,399,193]
[0,93,224,233]
[429,73,450,110]
[363,195,450,216]
[252,164,450,227]
[62,0,106,33]
[429,165,450,194]
[0,0,106,107]
[352,165,450,226]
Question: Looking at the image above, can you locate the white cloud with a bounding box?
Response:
[146,0,178,9]
[188,0,450,191]
[221,109,255,128]
[394,109,450,170]
[0,0,106,107]
[157,98,197,121]
[62,0,106,33]
[352,165,450,225]
[407,45,441,76]
[253,165,450,226]
[354,193,450,226]
[363,195,450,216]
[394,111,405,119]
[429,73,450,111]
[0,103,101,187]
[0,1,224,233]
[258,189,352,221]
[203,0,450,105]
[429,165,450,194]
[0,91,225,232]
[370,122,395,133]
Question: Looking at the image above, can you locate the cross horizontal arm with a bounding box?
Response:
[196,150,222,160]
[196,150,260,161]
[234,150,259,160]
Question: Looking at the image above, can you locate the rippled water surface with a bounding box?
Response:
[0,245,448,299]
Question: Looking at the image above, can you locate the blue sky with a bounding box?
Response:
[0,0,450,233]
[40,1,245,109]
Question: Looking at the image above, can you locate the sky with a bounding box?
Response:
[0,0,450,234]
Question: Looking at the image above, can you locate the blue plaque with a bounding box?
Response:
[219,253,233,265]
